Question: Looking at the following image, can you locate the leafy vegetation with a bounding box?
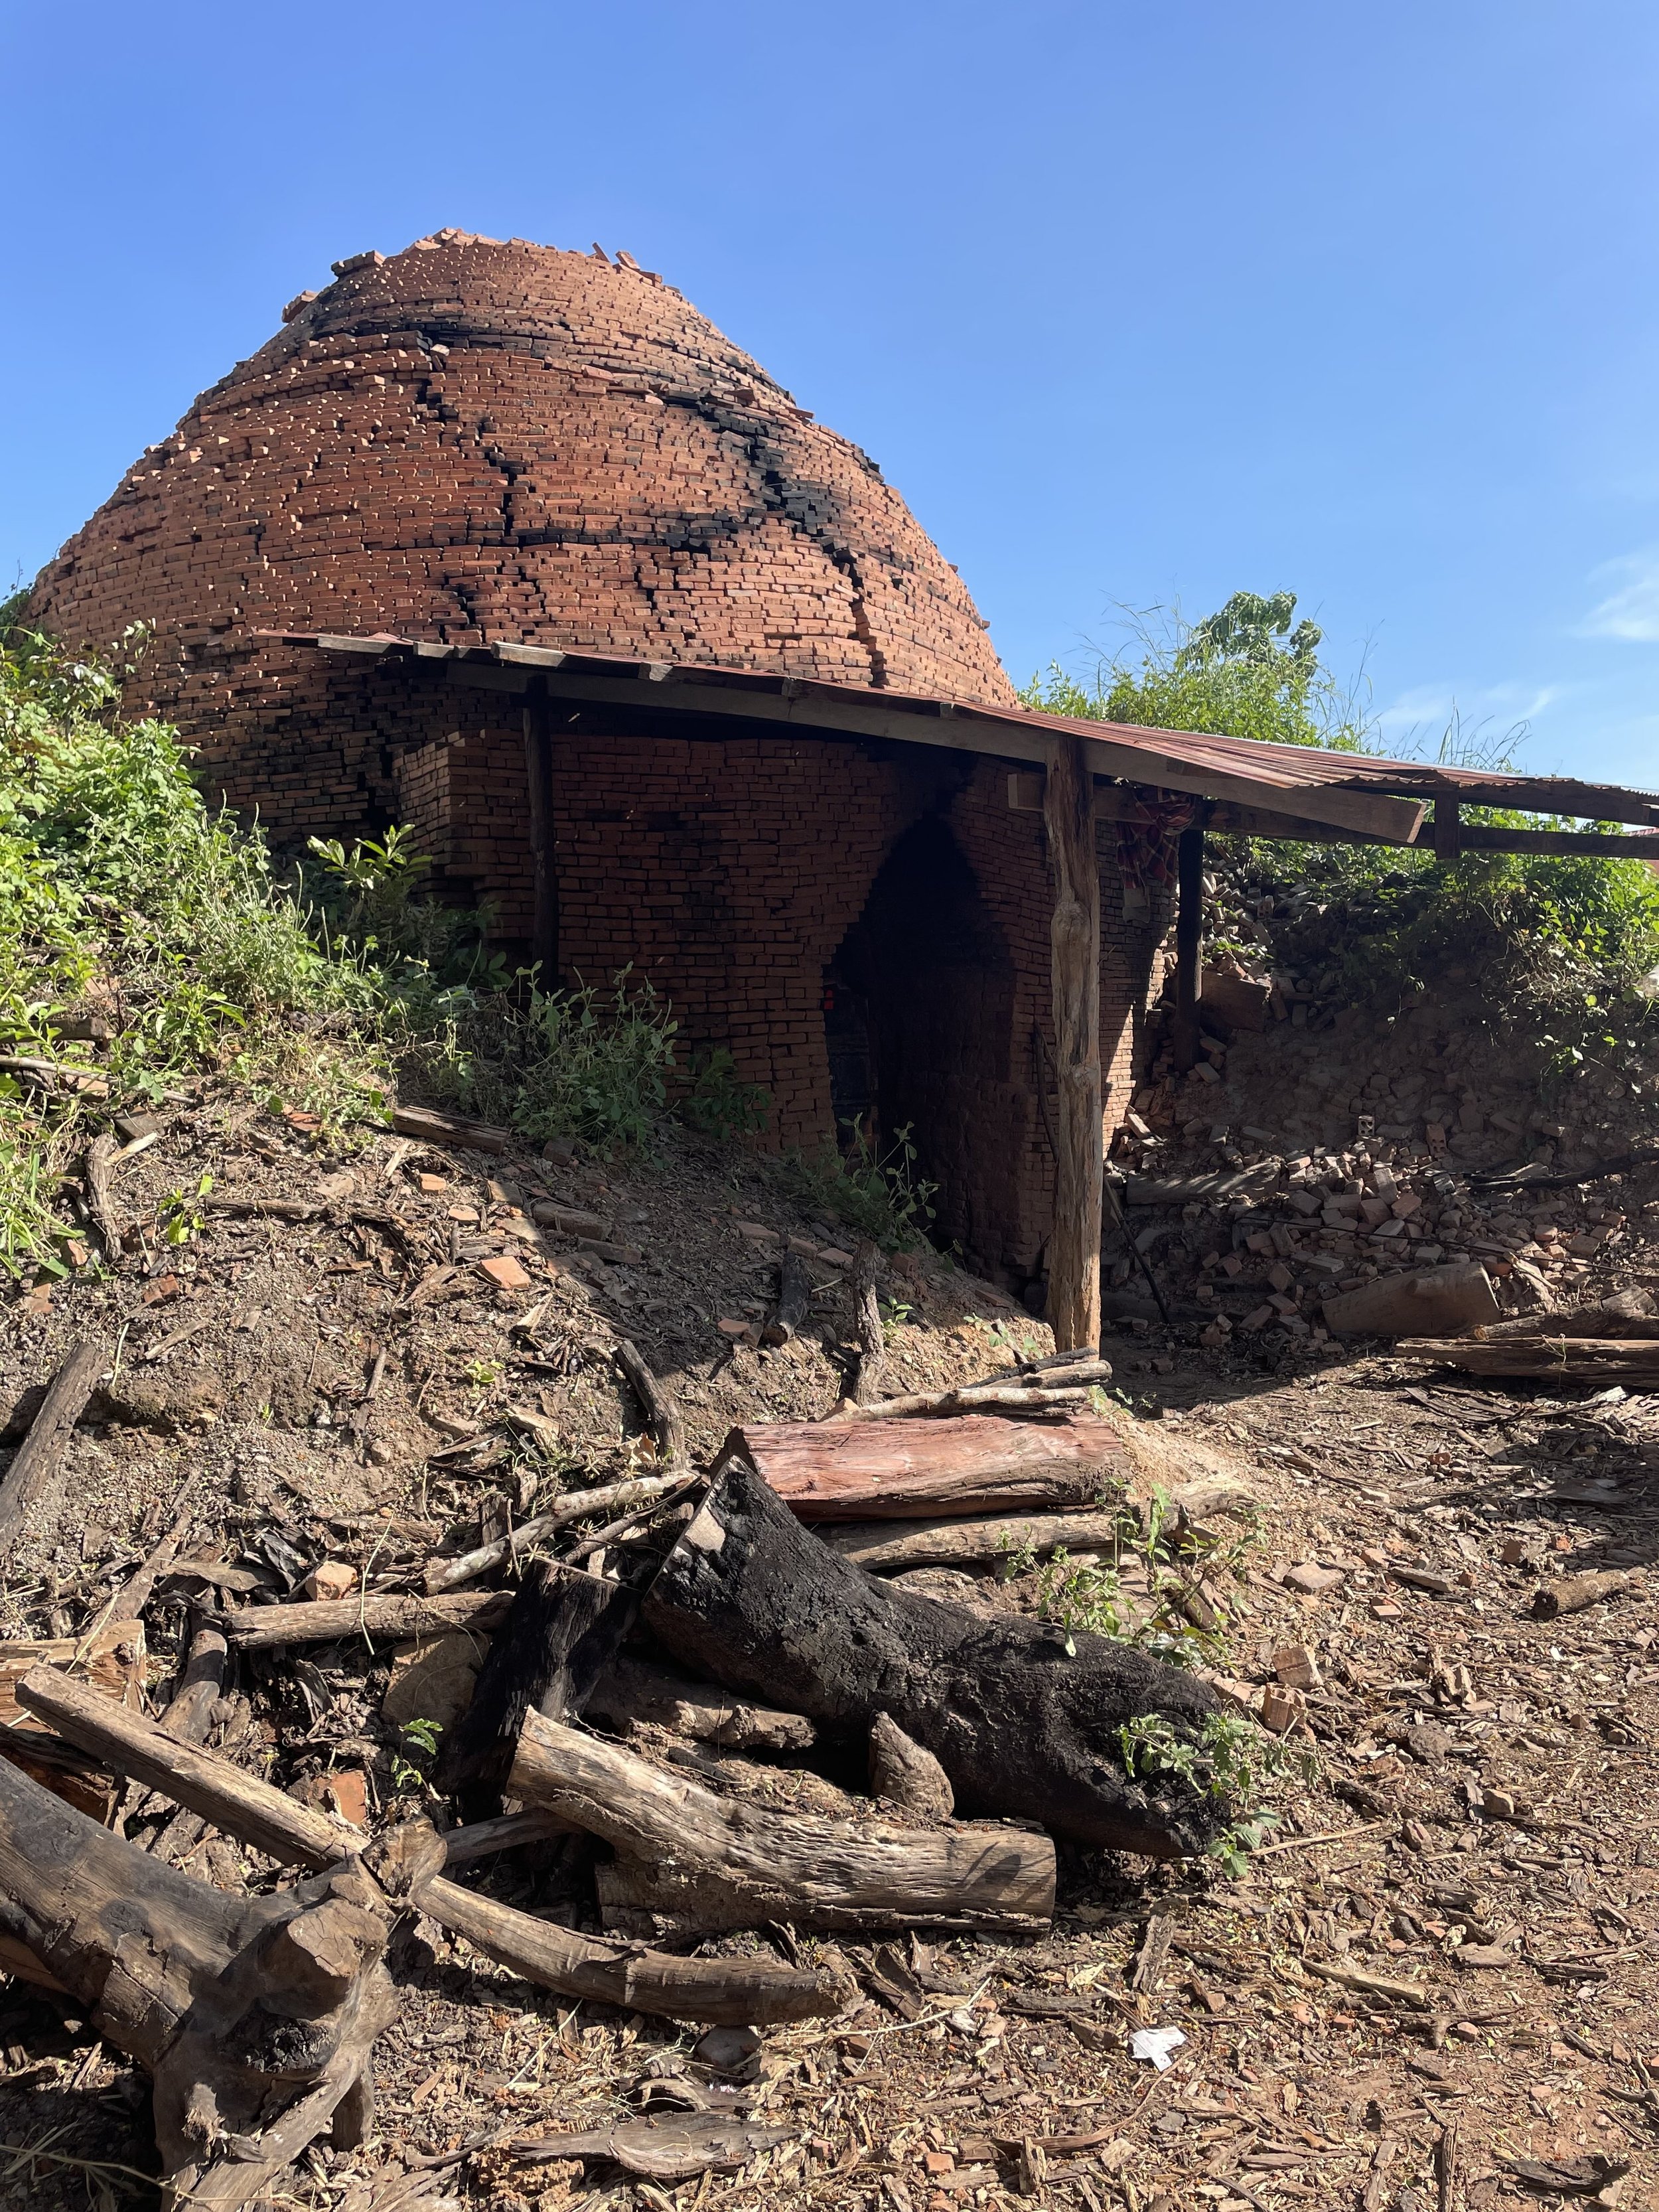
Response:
[0,619,792,1278]
[786,1121,938,1251]
[1026,588,1659,1074]
[1117,1710,1316,1876]
[1019,589,1370,753]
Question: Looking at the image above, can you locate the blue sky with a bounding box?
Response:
[4,0,1658,789]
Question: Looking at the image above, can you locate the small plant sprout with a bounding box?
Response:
[159,1173,213,1246]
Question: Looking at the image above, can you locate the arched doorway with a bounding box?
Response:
[827,816,1017,1264]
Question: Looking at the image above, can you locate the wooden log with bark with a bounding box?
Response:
[1529,1568,1636,1620]
[1043,732,1104,1351]
[15,1665,843,2026]
[715,1408,1128,1520]
[0,1750,400,2210]
[1397,1336,1659,1383]
[847,1240,887,1406]
[760,1247,812,1346]
[587,1653,816,1753]
[641,1464,1222,1856]
[225,1589,512,1651]
[390,1104,512,1154]
[83,1130,125,1256]
[510,1709,1053,1935]
[824,1507,1131,1575]
[1474,1290,1657,1339]
[614,1338,687,1465]
[0,1337,106,1560]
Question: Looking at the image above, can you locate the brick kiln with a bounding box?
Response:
[25,230,1169,1292]
[32,230,1655,1322]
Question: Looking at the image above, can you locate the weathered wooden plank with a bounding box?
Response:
[1043,733,1102,1353]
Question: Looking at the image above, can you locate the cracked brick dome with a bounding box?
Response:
[30,230,1017,710]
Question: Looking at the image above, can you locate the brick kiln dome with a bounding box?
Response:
[30,230,1017,707]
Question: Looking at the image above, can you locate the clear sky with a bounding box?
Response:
[4,0,1658,788]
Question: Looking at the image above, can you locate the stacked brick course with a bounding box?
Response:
[27,229,1160,1291]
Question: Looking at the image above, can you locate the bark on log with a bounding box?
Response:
[845,1382,1098,1420]
[717,1410,1127,1520]
[160,1618,228,1740]
[1475,1290,1656,1340]
[1043,733,1103,1353]
[586,1653,816,1753]
[614,1339,686,1465]
[423,1474,682,1593]
[0,1752,398,2210]
[848,1240,887,1406]
[225,1590,512,1651]
[1397,1335,1659,1382]
[530,1201,607,1238]
[421,1872,843,2024]
[441,1808,573,1864]
[0,1337,106,1559]
[84,1132,125,1256]
[442,1559,634,1816]
[17,1663,841,2028]
[1321,1264,1500,1338]
[641,1465,1222,1856]
[760,1248,812,1347]
[510,1709,1052,1934]
[824,1508,1129,1574]
[1529,1569,1636,1620]
[390,1104,512,1155]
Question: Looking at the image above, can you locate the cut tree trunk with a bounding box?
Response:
[641,1465,1222,1856]
[1321,1264,1500,1337]
[614,1339,687,1465]
[17,1663,841,2026]
[1398,1335,1659,1382]
[0,1337,106,1560]
[0,1751,399,2211]
[760,1249,812,1347]
[717,1409,1128,1520]
[1529,1569,1635,1620]
[848,1240,886,1406]
[1475,1290,1656,1339]
[1043,733,1103,1352]
[224,1589,512,1651]
[441,1558,634,1816]
[510,1709,1053,1935]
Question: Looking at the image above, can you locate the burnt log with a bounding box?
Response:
[441,1558,634,1816]
[847,1240,887,1406]
[0,1337,106,1560]
[641,1465,1222,1856]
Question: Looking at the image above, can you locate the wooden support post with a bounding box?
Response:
[1171,820,1205,1074]
[1043,736,1102,1353]
[1433,799,1463,862]
[523,687,559,983]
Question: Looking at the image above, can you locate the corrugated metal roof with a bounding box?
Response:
[262,632,1659,838]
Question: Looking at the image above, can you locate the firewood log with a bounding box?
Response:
[716,1408,1128,1520]
[0,1751,399,2211]
[14,1666,841,2026]
[0,1337,106,1560]
[510,1709,1054,1934]
[640,1465,1223,1856]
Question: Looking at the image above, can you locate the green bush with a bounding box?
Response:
[786,1122,938,1250]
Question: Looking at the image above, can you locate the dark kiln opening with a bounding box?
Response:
[829,816,1017,1266]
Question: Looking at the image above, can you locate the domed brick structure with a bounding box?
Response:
[31,230,1015,750]
[29,233,1157,1294]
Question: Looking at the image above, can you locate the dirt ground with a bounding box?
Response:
[1,1095,1656,2212]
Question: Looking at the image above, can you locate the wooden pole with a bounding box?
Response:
[524,686,558,984]
[1433,799,1463,862]
[1043,737,1102,1353]
[1171,820,1205,1074]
